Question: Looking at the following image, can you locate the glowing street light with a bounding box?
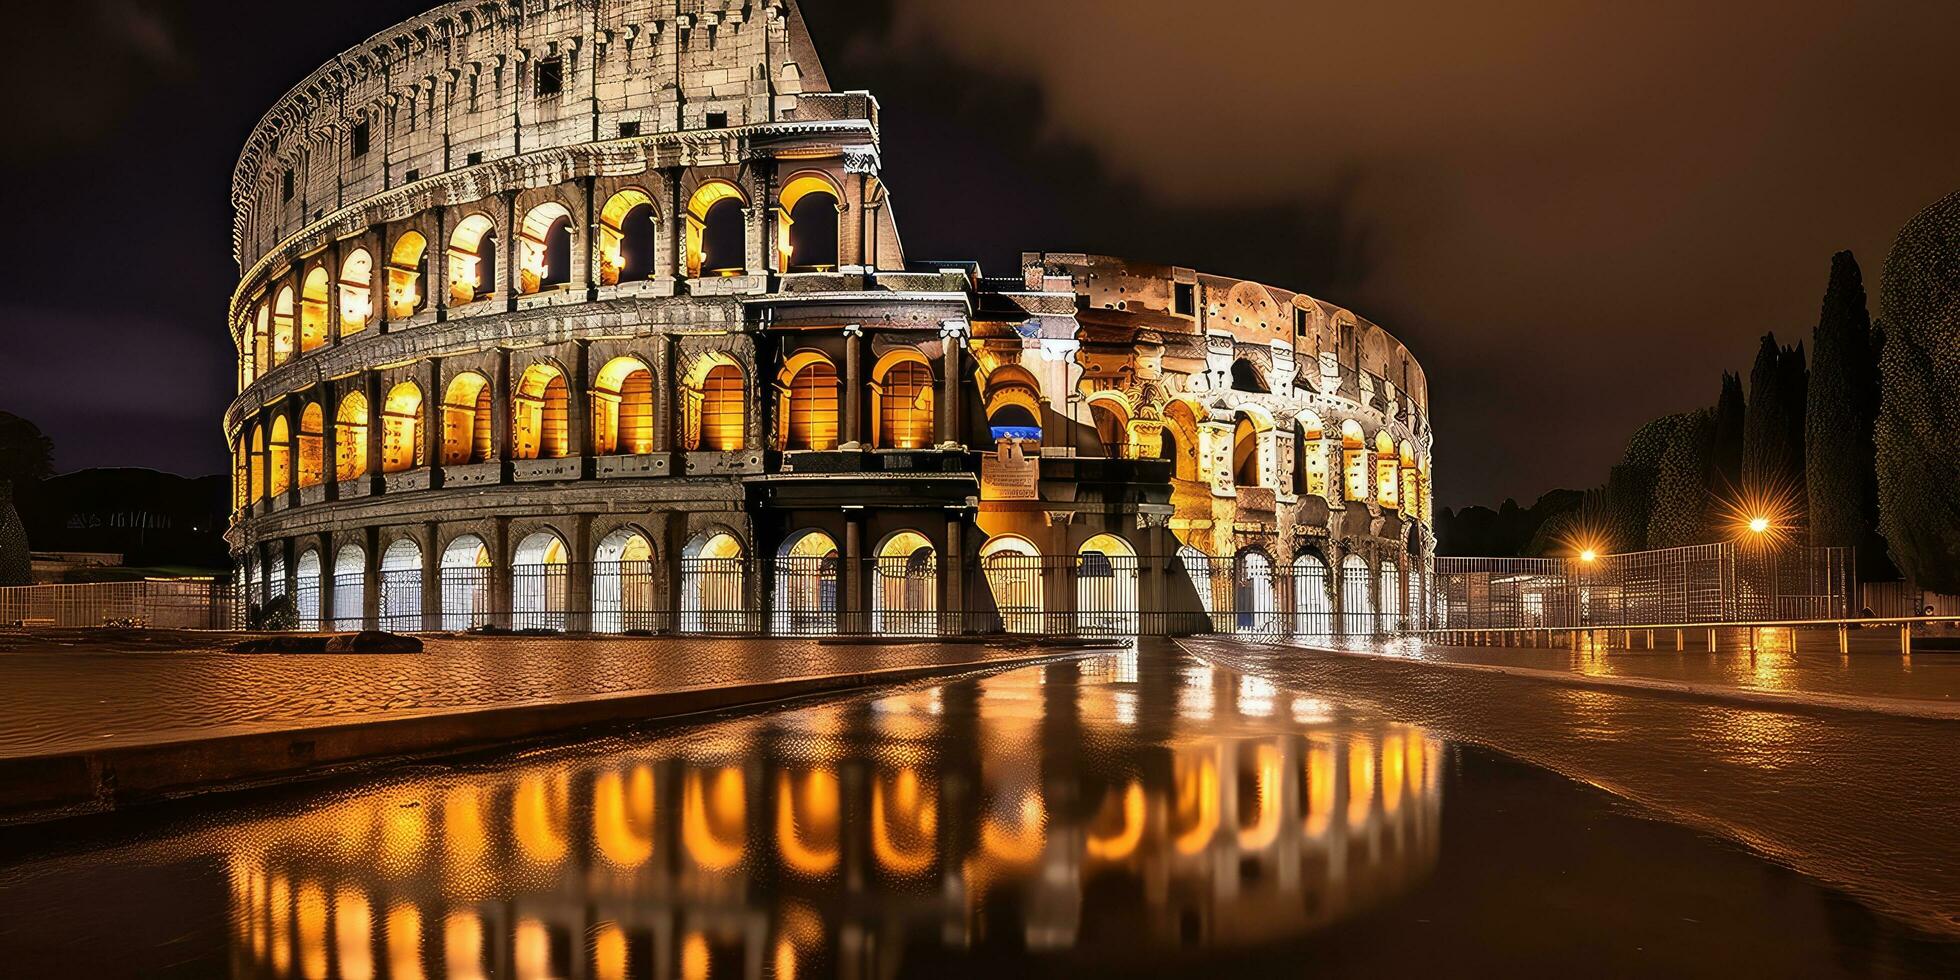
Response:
[1579,549,1598,563]
[1748,516,1771,535]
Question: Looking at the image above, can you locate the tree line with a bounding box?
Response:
[1439,188,1960,593]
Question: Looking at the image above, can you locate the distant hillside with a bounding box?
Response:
[15,469,228,573]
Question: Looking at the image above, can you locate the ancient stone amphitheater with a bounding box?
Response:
[227,0,1435,637]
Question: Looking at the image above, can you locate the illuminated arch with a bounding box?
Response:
[299,266,330,352]
[439,534,493,631]
[271,286,296,367]
[980,535,1042,633]
[294,549,322,630]
[1232,416,1264,488]
[512,363,570,460]
[592,357,655,456]
[598,188,657,285]
[1162,398,1204,482]
[447,214,497,305]
[1236,549,1279,634]
[440,373,493,465]
[594,766,655,869]
[296,403,324,489]
[1292,551,1333,639]
[680,353,746,452]
[332,544,366,630]
[386,232,428,318]
[681,530,746,633]
[685,180,747,278]
[1380,558,1403,629]
[339,248,374,335]
[775,769,840,876]
[1375,430,1400,509]
[778,171,842,272]
[682,767,746,871]
[872,530,937,635]
[1295,410,1330,499]
[592,527,657,633]
[1341,419,1369,502]
[1341,553,1373,636]
[511,530,569,630]
[379,538,423,630]
[1085,391,1132,458]
[871,349,933,450]
[1400,439,1420,521]
[983,363,1043,447]
[381,382,424,473]
[267,415,291,497]
[773,529,839,634]
[777,351,839,451]
[517,201,574,295]
[1078,533,1138,635]
[251,302,271,380]
[1229,357,1268,393]
[247,425,266,501]
[335,391,369,481]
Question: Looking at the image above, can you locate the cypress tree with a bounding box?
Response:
[1742,333,1806,500]
[1711,371,1745,496]
[1875,191,1960,593]
[1805,250,1891,577]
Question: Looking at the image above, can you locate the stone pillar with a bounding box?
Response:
[571,340,593,476]
[425,357,445,487]
[365,370,385,493]
[320,381,339,502]
[494,348,514,479]
[841,325,863,450]
[325,241,342,347]
[1145,517,1168,636]
[652,337,674,454]
[938,319,966,450]
[361,525,381,631]
[502,191,521,313]
[942,512,965,634]
[569,513,594,633]
[422,520,442,631]
[662,166,687,285]
[490,516,512,629]
[431,209,450,323]
[284,403,302,507]
[582,175,600,302]
[664,511,687,634]
[842,509,863,634]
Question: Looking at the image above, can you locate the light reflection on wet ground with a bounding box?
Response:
[0,647,1955,977]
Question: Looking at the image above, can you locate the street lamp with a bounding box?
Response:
[1579,549,1598,563]
[1748,516,1771,535]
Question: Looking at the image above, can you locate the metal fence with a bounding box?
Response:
[1434,543,1852,630]
[0,579,237,629]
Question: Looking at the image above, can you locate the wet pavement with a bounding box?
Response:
[1283,632,1960,705]
[1,646,1955,977]
[1184,637,1960,940]
[0,637,1055,758]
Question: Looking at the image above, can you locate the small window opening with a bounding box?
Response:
[1174,282,1195,317]
[351,122,371,158]
[705,111,728,129]
[282,170,295,202]
[535,58,564,97]
[618,121,641,138]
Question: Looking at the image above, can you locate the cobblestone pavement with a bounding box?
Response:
[1280,632,1960,704]
[0,635,1061,758]
[1180,636,1960,937]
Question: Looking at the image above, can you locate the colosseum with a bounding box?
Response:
[226,0,1435,638]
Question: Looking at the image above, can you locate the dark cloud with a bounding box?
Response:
[3,0,1955,505]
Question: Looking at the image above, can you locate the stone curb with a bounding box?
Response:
[0,649,1092,828]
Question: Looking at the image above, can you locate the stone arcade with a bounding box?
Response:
[226,0,1435,636]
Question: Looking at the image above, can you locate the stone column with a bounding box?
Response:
[842,509,863,634]
[284,402,301,507]
[942,512,965,634]
[422,520,442,631]
[569,513,594,633]
[571,340,593,476]
[365,371,385,493]
[938,319,966,450]
[502,191,520,313]
[425,357,445,488]
[582,175,600,302]
[490,516,513,630]
[662,166,687,286]
[361,525,381,631]
[494,348,514,479]
[841,325,862,450]
[431,209,450,324]
[320,379,340,502]
[652,337,674,454]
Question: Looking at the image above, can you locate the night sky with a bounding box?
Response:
[5,0,1958,507]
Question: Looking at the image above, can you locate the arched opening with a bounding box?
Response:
[447,214,498,305]
[379,538,424,631]
[1292,552,1332,640]
[1341,420,1368,502]
[1230,358,1268,393]
[686,181,747,278]
[980,535,1043,634]
[297,403,324,488]
[1375,431,1400,510]
[1177,543,1220,627]
[333,545,366,631]
[1400,440,1419,521]
[266,555,288,606]
[335,392,369,482]
[339,248,374,336]
[599,190,657,285]
[441,373,493,465]
[438,535,494,630]
[513,364,570,459]
[681,531,746,633]
[592,357,655,456]
[300,266,330,352]
[1077,533,1139,635]
[381,382,424,473]
[232,435,247,511]
[1233,417,1264,488]
[271,287,296,367]
[1296,412,1329,499]
[1087,396,1130,459]
[593,528,658,633]
[1379,559,1403,630]
[1164,400,1204,482]
[248,426,265,502]
[1341,554,1373,638]
[267,416,291,497]
[1236,551,1277,635]
[779,174,840,272]
[386,232,428,318]
[237,320,255,389]
[984,365,1044,451]
[872,530,937,635]
[518,202,574,294]
[511,531,569,630]
[873,352,933,450]
[687,362,746,452]
[295,549,322,631]
[251,303,271,381]
[780,353,839,451]
[773,529,839,635]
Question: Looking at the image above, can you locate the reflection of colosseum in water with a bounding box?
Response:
[224,659,1443,977]
[226,1,1435,635]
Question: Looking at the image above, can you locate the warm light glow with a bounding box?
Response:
[683,768,747,871]
[1749,516,1771,534]
[1579,549,1597,563]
